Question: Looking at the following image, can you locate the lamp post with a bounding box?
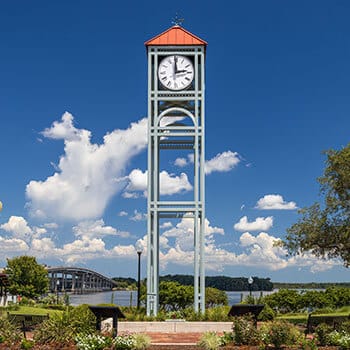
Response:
[56,279,60,304]
[248,276,253,297]
[135,242,143,309]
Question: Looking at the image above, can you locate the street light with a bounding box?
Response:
[248,276,253,297]
[56,279,60,304]
[135,241,143,310]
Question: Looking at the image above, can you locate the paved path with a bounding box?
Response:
[144,332,202,345]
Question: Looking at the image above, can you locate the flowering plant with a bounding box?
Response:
[113,334,136,350]
[75,333,112,350]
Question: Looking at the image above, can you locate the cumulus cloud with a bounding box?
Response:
[160,222,173,229]
[0,215,340,274]
[130,210,147,222]
[124,169,192,197]
[0,216,33,241]
[0,236,29,253]
[174,151,240,175]
[255,194,297,210]
[234,216,273,232]
[174,157,188,167]
[205,151,240,175]
[118,211,128,217]
[72,219,129,239]
[43,222,59,229]
[26,112,148,221]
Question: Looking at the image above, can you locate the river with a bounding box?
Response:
[68,290,273,307]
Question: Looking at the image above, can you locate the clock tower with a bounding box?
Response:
[145,25,207,315]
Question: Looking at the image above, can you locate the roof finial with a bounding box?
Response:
[172,13,184,26]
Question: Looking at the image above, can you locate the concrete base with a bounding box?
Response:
[118,321,232,333]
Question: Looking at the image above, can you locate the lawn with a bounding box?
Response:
[5,305,63,316]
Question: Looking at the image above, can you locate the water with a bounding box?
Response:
[68,290,274,306]
[69,290,138,306]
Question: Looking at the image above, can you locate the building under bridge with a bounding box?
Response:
[47,266,117,294]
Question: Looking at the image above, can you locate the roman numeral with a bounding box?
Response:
[161,77,167,81]
[185,64,190,68]
[160,71,166,75]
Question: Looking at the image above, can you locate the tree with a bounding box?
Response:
[205,287,228,308]
[282,143,350,266]
[158,281,193,311]
[5,256,49,298]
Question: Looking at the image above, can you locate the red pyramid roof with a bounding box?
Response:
[145,25,207,46]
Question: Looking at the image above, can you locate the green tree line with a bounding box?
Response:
[273,282,350,289]
[160,275,274,291]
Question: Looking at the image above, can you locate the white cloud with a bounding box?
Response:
[125,169,147,195]
[0,236,29,254]
[130,210,147,222]
[26,112,148,221]
[72,219,129,239]
[43,222,59,229]
[238,232,289,270]
[0,214,339,274]
[160,222,173,229]
[174,157,188,167]
[124,169,192,197]
[174,154,194,168]
[41,112,81,141]
[61,237,108,264]
[255,194,298,210]
[0,216,33,241]
[118,211,128,217]
[174,151,240,175]
[234,216,273,232]
[205,151,240,175]
[162,217,224,253]
[122,192,140,199]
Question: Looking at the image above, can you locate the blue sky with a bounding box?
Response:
[0,1,349,282]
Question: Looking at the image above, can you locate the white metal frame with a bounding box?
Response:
[147,45,206,315]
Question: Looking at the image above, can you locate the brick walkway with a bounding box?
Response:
[145,332,202,345]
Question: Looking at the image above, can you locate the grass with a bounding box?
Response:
[7,305,63,316]
[277,307,350,325]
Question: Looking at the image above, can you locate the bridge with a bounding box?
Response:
[47,267,117,294]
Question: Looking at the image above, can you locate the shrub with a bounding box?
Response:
[113,334,136,350]
[197,331,222,350]
[132,333,151,350]
[299,337,318,350]
[205,305,230,322]
[327,330,350,349]
[20,339,35,350]
[219,331,234,346]
[34,305,96,344]
[260,320,303,349]
[0,315,22,344]
[232,315,260,345]
[75,333,112,350]
[314,323,333,346]
[258,304,275,321]
[18,296,36,306]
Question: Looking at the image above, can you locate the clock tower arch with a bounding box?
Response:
[145,25,207,316]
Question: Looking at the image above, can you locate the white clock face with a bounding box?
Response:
[158,55,194,91]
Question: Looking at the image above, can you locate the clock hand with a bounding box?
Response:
[175,69,187,74]
[174,56,178,74]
